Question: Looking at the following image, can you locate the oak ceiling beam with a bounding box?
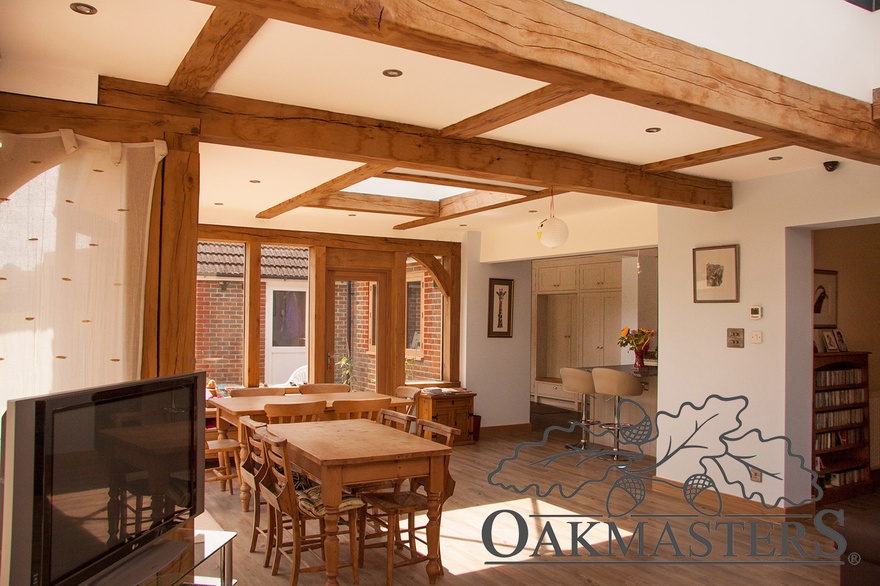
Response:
[440,84,593,139]
[168,8,267,98]
[257,163,392,218]
[308,191,439,217]
[198,0,880,165]
[641,138,787,174]
[98,77,731,212]
[377,171,539,197]
[394,189,553,231]
[0,91,199,142]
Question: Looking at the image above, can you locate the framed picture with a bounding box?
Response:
[693,245,739,303]
[822,329,839,352]
[832,329,848,352]
[488,278,514,338]
[813,330,827,353]
[813,270,837,329]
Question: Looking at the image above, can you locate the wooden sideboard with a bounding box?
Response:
[417,391,476,445]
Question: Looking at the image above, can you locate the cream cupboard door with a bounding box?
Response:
[579,291,622,367]
[535,293,578,378]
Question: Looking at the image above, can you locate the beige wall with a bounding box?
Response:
[813,223,880,468]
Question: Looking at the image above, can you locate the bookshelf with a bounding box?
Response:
[812,351,871,504]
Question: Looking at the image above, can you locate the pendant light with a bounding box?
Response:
[537,195,568,248]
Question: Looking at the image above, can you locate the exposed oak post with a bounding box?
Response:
[309,245,328,383]
[157,133,200,376]
[244,241,262,387]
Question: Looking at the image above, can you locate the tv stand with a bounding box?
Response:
[88,529,235,586]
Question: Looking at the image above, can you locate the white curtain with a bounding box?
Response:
[0,130,167,408]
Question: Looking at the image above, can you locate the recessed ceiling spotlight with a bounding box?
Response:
[348,213,357,217]
[70,2,98,15]
[645,127,662,133]
[459,224,467,227]
[382,69,403,78]
[528,209,538,213]
[768,156,783,161]
[214,202,224,206]
[249,179,261,184]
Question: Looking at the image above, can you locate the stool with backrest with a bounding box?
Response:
[358,419,459,585]
[297,383,351,394]
[559,367,600,451]
[264,401,327,424]
[332,397,392,421]
[591,367,644,461]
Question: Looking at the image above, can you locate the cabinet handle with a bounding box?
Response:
[597,346,603,349]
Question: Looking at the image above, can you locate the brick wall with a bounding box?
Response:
[195,279,245,387]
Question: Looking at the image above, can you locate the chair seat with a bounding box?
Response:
[362,490,427,514]
[207,438,241,452]
[297,485,366,518]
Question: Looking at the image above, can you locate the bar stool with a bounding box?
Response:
[560,368,600,451]
[591,368,644,461]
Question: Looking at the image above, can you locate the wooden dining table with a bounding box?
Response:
[207,391,412,511]
[267,418,452,586]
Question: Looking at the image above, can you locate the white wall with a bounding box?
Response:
[461,232,533,428]
[657,161,880,504]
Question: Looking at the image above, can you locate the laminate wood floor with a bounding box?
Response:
[204,426,876,585]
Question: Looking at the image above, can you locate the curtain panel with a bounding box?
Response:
[0,130,167,406]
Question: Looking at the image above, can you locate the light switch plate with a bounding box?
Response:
[727,328,745,348]
[751,331,763,344]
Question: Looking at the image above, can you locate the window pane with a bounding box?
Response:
[272,290,306,347]
[406,281,422,350]
[196,241,245,388]
[405,258,443,382]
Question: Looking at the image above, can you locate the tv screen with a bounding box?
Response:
[1,372,205,586]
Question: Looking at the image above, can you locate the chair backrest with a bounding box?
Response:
[258,433,298,518]
[413,419,460,501]
[377,408,417,433]
[239,416,268,491]
[394,385,421,416]
[415,419,461,447]
[286,365,309,386]
[332,397,392,421]
[264,401,327,424]
[228,387,286,398]
[560,367,596,396]
[298,383,351,395]
[591,368,644,398]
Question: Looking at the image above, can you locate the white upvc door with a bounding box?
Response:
[265,280,308,386]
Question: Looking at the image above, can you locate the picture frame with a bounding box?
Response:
[832,329,848,352]
[821,329,839,352]
[488,278,514,338]
[693,244,739,303]
[813,330,827,353]
[813,270,837,329]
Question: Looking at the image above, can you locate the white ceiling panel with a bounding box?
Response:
[211,19,546,129]
[481,94,757,165]
[686,146,843,182]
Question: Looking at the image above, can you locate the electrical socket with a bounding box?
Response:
[750,467,762,483]
[727,328,745,348]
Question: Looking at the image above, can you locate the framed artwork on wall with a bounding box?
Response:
[813,270,837,329]
[693,244,739,303]
[488,278,514,338]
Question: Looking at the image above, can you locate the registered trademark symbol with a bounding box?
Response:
[848,552,861,565]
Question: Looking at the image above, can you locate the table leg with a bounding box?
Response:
[426,454,444,584]
[235,423,252,513]
[322,467,342,586]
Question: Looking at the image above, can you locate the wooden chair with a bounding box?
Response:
[239,416,271,559]
[297,383,350,394]
[259,433,365,585]
[394,385,421,417]
[332,397,392,421]
[205,436,241,495]
[377,408,416,433]
[229,387,286,398]
[264,401,327,424]
[358,419,459,585]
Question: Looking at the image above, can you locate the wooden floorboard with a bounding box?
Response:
[203,423,876,585]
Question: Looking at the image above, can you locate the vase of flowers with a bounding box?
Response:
[618,327,656,369]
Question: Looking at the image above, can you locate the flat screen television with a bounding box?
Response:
[0,372,206,586]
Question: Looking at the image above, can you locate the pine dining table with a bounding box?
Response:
[267,418,452,586]
[207,391,413,511]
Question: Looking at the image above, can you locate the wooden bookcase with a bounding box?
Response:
[812,351,871,504]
